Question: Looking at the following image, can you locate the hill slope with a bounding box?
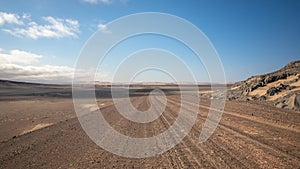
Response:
[228,60,300,110]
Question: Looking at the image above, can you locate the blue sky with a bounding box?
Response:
[0,0,299,83]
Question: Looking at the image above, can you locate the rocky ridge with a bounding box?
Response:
[228,60,300,110]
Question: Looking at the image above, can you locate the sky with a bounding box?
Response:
[0,0,299,83]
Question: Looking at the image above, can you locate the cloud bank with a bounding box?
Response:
[0,49,43,64]
[0,48,109,83]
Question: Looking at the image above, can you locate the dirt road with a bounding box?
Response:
[0,88,300,168]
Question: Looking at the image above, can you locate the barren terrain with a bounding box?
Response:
[0,81,300,168]
[228,60,300,110]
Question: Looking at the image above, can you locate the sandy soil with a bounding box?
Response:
[0,83,300,168]
[249,74,300,100]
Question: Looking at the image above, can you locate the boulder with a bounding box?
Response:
[285,94,300,110]
[267,87,279,96]
[259,95,267,101]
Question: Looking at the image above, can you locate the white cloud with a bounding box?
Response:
[0,49,43,64]
[83,0,113,4]
[97,23,111,34]
[0,11,79,39]
[0,12,23,26]
[21,13,31,20]
[0,48,110,83]
[3,16,79,39]
[0,63,110,83]
[0,63,75,83]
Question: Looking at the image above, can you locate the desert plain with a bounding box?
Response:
[0,79,299,169]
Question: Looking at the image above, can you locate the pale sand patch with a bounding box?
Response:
[269,89,300,101]
[230,86,241,90]
[249,74,300,99]
[81,103,106,112]
[81,104,99,112]
[21,123,53,135]
[198,90,213,94]
[268,80,300,101]
[243,130,258,135]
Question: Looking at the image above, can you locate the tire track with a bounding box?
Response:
[154,95,225,168]
[160,96,249,168]
[167,96,300,166]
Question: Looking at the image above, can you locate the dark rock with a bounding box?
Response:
[251,96,258,101]
[259,95,267,101]
[267,87,279,96]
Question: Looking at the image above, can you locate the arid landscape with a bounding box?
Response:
[0,61,299,168]
[1,1,300,168]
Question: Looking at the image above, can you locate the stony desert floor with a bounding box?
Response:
[0,82,300,168]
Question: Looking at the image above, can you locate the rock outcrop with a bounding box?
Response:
[228,60,300,110]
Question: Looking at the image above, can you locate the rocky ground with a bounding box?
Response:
[227,60,300,110]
